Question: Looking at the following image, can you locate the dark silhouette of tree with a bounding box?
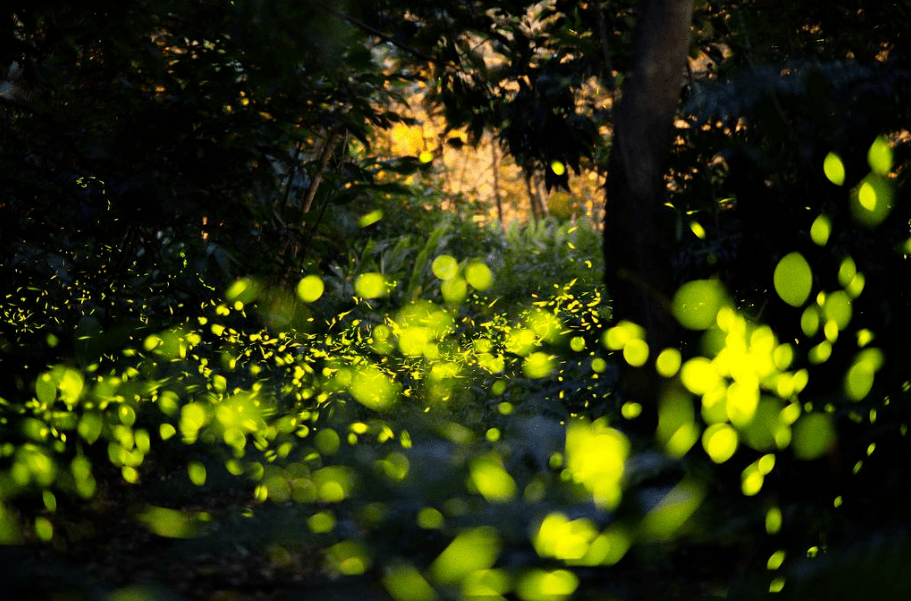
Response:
[603,0,694,412]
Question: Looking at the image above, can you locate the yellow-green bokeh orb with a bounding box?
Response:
[431,254,459,280]
[823,152,845,186]
[297,275,325,303]
[673,280,728,330]
[792,413,836,460]
[851,174,893,228]
[465,262,493,290]
[773,252,813,307]
[355,273,388,298]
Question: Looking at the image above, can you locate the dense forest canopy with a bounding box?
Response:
[2,1,910,600]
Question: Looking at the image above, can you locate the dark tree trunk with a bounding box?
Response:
[603,0,694,410]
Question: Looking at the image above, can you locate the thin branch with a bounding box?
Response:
[596,1,618,102]
[312,1,437,64]
[302,126,341,214]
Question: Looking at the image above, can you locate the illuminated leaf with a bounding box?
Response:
[550,160,566,176]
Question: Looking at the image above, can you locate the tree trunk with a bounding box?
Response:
[491,141,504,228]
[603,0,693,409]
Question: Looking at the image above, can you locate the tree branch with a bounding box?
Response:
[312,1,437,64]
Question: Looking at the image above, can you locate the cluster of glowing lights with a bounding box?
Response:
[564,418,630,510]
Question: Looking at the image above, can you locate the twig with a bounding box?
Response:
[596,2,618,104]
[312,1,437,64]
[302,126,341,214]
